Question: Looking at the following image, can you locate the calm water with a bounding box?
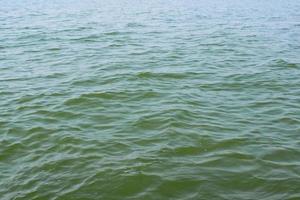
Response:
[1,0,300,199]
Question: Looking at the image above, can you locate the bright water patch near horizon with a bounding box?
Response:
[1,0,300,199]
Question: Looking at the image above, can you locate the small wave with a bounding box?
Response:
[63,91,128,106]
[47,47,61,51]
[271,59,299,69]
[272,116,300,125]
[71,35,100,42]
[126,22,145,28]
[136,71,199,80]
[103,31,133,36]
[44,72,66,79]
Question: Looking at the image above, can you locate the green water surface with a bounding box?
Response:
[1,0,300,199]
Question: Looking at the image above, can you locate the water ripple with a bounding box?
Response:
[1,0,300,199]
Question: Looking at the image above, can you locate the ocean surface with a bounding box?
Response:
[1,0,300,199]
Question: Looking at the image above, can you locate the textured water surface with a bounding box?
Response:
[1,0,300,199]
